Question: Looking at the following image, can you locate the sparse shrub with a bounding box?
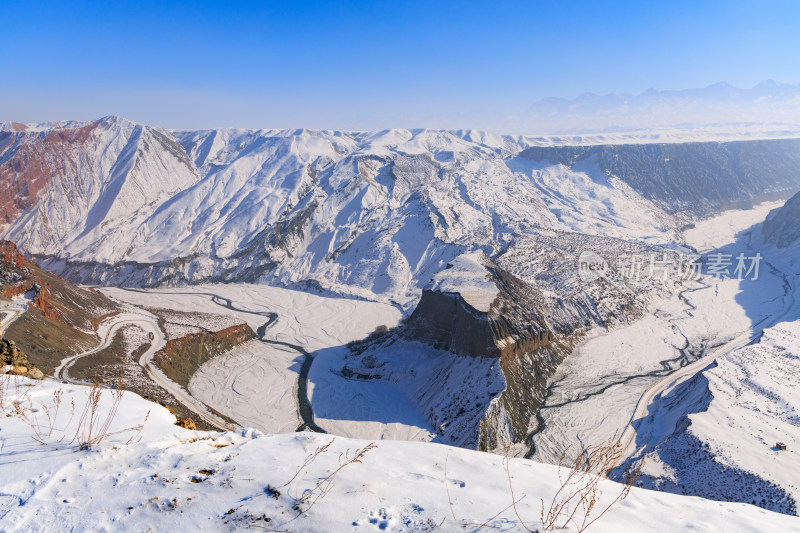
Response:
[176,416,196,430]
[535,436,644,532]
[272,437,377,515]
[4,374,148,450]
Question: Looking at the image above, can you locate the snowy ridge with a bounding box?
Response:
[6,117,800,311]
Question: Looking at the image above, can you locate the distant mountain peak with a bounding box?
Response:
[526,81,800,134]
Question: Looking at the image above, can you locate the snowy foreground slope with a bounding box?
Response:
[2,377,799,532]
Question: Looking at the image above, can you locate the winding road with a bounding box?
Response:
[115,288,326,433]
[609,241,798,469]
[54,311,237,432]
[0,299,28,336]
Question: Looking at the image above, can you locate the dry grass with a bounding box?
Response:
[71,377,148,450]
[441,434,644,532]
[535,435,644,533]
[3,374,149,450]
[270,437,377,515]
[294,441,377,513]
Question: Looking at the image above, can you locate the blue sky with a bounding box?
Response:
[2,0,799,131]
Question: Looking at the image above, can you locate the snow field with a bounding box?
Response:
[2,377,799,532]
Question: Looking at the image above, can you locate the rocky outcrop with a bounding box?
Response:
[30,282,58,320]
[1,336,45,379]
[397,252,591,451]
[0,240,28,267]
[153,323,256,387]
[403,289,498,357]
[0,241,59,320]
[0,240,33,298]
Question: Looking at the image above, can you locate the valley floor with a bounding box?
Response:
[532,201,800,512]
[101,284,406,437]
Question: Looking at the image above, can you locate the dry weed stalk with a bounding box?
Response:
[277,437,377,515]
[295,442,377,513]
[5,374,148,450]
[536,435,644,532]
[22,388,67,444]
[71,377,141,449]
[278,437,336,490]
[0,374,36,415]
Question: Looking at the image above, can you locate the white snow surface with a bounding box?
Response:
[309,338,506,446]
[101,284,401,352]
[428,252,498,312]
[2,376,799,532]
[532,201,793,465]
[681,319,800,504]
[684,200,786,253]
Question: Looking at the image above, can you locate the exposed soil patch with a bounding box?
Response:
[153,323,256,388]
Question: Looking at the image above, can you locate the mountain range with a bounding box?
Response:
[3,116,800,310]
[524,80,800,134]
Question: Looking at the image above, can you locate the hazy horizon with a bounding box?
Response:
[4,1,800,133]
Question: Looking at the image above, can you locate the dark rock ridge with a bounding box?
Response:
[403,289,498,357]
[395,253,596,450]
[762,190,800,248]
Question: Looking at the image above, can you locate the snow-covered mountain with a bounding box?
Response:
[3,117,800,312]
[4,116,800,526]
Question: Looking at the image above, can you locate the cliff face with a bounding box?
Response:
[520,139,800,215]
[403,289,498,357]
[0,123,101,225]
[393,252,588,451]
[763,191,800,248]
